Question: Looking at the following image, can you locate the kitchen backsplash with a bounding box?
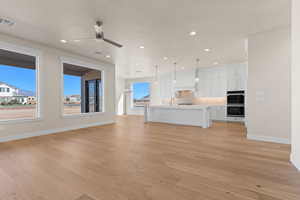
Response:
[161,97,226,105]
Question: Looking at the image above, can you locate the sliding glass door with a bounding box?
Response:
[85,79,101,113]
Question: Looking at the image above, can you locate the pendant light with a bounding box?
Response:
[195,58,200,83]
[195,59,200,94]
[173,62,177,84]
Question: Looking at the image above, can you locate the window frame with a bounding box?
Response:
[131,81,151,108]
[0,41,41,124]
[60,57,105,118]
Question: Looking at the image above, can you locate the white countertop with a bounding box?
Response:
[149,105,214,110]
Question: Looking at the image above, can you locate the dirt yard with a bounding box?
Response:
[0,105,81,120]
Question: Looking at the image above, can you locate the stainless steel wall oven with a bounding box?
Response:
[227,91,245,117]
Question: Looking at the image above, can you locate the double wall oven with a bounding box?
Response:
[227,91,245,117]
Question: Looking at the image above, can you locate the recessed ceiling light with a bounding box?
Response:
[204,48,211,52]
[60,39,67,43]
[213,62,219,65]
[139,46,145,49]
[105,55,111,58]
[189,31,197,36]
[163,57,168,60]
[74,39,80,42]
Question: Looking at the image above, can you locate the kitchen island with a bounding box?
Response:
[144,105,212,128]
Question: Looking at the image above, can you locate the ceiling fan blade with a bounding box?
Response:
[103,38,123,48]
[71,37,95,41]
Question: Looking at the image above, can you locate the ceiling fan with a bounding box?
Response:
[73,21,123,48]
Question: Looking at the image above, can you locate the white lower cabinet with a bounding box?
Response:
[210,106,226,121]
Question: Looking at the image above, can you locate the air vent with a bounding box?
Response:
[0,18,15,26]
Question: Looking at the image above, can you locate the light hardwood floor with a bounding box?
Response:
[0,116,299,200]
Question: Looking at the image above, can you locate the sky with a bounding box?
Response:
[0,64,148,98]
[0,64,36,92]
[133,82,150,99]
[0,64,80,96]
[63,75,81,96]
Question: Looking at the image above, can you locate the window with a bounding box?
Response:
[63,62,103,115]
[132,82,150,107]
[0,48,38,121]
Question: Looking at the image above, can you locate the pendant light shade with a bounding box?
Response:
[173,62,177,84]
[195,59,200,93]
[195,58,200,82]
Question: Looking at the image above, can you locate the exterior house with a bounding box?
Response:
[133,95,150,107]
[0,81,19,97]
[24,96,37,105]
[0,81,36,105]
[64,95,81,104]
[69,95,81,104]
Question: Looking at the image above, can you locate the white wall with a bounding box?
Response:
[0,33,116,142]
[247,27,291,144]
[291,0,300,170]
[115,76,125,115]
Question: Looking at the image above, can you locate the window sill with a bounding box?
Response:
[62,112,106,119]
[0,117,42,125]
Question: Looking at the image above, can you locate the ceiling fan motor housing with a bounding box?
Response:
[96,32,104,39]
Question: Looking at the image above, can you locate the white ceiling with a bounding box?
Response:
[0,0,290,78]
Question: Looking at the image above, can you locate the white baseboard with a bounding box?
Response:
[291,154,300,171]
[247,134,291,144]
[0,120,115,143]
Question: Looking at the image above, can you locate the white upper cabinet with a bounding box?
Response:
[176,69,195,89]
[197,66,227,97]
[158,63,247,99]
[226,63,247,91]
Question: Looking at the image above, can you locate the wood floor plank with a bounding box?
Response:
[0,115,299,200]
